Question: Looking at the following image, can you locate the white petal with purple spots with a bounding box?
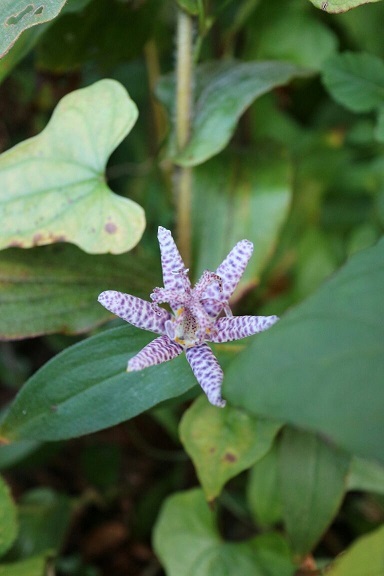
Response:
[186,343,226,407]
[215,239,253,301]
[158,226,191,295]
[98,291,171,334]
[209,315,279,343]
[128,335,183,371]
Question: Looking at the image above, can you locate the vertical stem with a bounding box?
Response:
[175,8,194,266]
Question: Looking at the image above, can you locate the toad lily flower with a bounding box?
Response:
[98,227,278,407]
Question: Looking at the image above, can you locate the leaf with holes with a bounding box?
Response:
[309,0,383,13]
[0,79,145,254]
[179,396,281,501]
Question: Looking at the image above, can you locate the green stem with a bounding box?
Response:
[175,8,194,267]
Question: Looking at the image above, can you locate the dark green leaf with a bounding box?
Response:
[279,428,349,555]
[153,488,295,576]
[0,244,159,339]
[0,79,145,254]
[179,396,281,500]
[247,443,283,527]
[224,238,384,463]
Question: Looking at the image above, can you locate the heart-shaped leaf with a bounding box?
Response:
[309,0,382,13]
[180,396,281,501]
[0,245,160,339]
[224,238,384,463]
[0,79,145,254]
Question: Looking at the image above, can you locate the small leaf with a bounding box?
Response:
[0,554,48,576]
[0,474,18,557]
[0,79,145,254]
[322,52,384,112]
[157,60,306,167]
[179,396,281,501]
[153,488,295,576]
[192,150,292,284]
[278,428,349,556]
[0,0,66,57]
[247,443,283,527]
[0,244,159,339]
[309,0,383,13]
[175,0,199,15]
[225,238,384,464]
[326,524,384,575]
[347,456,384,494]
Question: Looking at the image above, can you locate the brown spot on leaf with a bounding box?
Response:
[105,222,117,234]
[223,452,237,463]
[209,447,216,454]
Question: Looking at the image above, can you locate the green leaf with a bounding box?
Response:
[347,456,384,494]
[0,79,145,254]
[174,0,199,16]
[0,0,66,57]
[326,524,384,575]
[153,488,295,576]
[0,554,48,576]
[157,60,306,167]
[322,52,384,112]
[0,441,41,470]
[375,105,384,142]
[278,428,349,556]
[192,150,292,284]
[309,0,383,13]
[179,396,281,501]
[0,326,202,442]
[0,244,159,339]
[247,443,283,527]
[0,475,18,557]
[224,238,384,463]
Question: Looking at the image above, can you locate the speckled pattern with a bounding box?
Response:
[209,315,279,343]
[98,227,279,408]
[98,291,171,334]
[128,335,183,371]
[186,344,225,407]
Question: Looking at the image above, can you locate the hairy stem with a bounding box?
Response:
[175,8,194,267]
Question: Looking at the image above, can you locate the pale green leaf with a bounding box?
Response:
[279,428,349,555]
[224,238,384,463]
[192,150,292,284]
[0,475,18,557]
[322,52,384,112]
[0,79,145,254]
[347,456,384,494]
[0,244,159,339]
[179,396,281,501]
[0,0,66,57]
[327,524,384,575]
[0,554,48,576]
[157,60,306,167]
[247,443,283,527]
[309,0,383,13]
[0,325,200,442]
[153,488,295,576]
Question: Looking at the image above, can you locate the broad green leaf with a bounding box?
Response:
[0,475,18,556]
[10,488,73,558]
[326,524,384,576]
[0,0,66,57]
[0,244,159,339]
[347,456,384,494]
[0,554,48,576]
[322,52,384,112]
[224,238,384,463]
[153,488,295,576]
[247,443,283,527]
[192,151,292,284]
[0,79,145,254]
[179,396,281,501]
[0,327,240,442]
[309,0,383,13]
[255,14,338,71]
[278,428,349,556]
[157,60,306,167]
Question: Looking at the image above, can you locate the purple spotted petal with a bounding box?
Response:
[186,344,226,407]
[209,315,279,343]
[98,290,171,334]
[215,239,253,301]
[128,335,183,371]
[158,226,191,294]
